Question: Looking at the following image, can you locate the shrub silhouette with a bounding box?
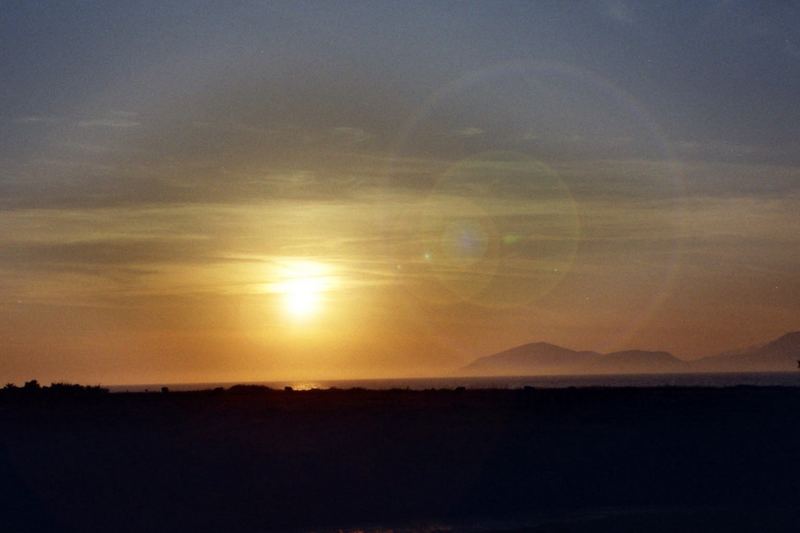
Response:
[0,381,108,397]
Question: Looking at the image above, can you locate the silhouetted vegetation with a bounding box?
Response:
[227,384,273,394]
[0,381,108,398]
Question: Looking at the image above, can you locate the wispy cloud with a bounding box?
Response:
[329,126,373,145]
[78,118,141,129]
[452,127,484,137]
[13,115,61,125]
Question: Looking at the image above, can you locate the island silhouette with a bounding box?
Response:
[461,331,800,376]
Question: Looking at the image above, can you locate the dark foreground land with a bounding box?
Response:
[2,386,800,532]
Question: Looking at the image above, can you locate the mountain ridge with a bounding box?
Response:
[462,331,800,376]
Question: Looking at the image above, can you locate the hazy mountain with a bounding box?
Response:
[462,332,800,376]
[461,342,600,376]
[461,343,685,376]
[587,350,688,374]
[694,331,800,372]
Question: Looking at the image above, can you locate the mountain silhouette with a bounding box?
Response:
[587,350,688,373]
[462,331,800,376]
[461,343,685,376]
[695,331,800,371]
[462,342,600,375]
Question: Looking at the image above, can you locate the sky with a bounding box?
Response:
[1,1,799,385]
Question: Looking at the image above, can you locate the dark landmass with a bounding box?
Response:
[462,342,601,375]
[462,331,800,375]
[694,331,800,372]
[2,385,800,532]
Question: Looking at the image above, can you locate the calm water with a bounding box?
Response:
[109,371,800,392]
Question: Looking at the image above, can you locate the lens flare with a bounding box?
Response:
[410,151,579,308]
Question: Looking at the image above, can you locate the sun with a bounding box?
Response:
[267,260,335,320]
[282,277,324,318]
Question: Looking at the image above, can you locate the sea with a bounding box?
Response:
[108,371,800,392]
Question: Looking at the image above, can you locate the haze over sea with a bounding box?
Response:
[109,372,800,392]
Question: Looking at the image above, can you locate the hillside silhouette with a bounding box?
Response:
[462,331,800,375]
[694,331,800,371]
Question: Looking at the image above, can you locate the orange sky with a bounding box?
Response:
[2,158,797,385]
[2,3,799,385]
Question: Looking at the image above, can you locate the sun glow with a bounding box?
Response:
[267,261,336,320]
[282,277,325,317]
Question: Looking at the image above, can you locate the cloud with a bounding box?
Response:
[452,127,484,137]
[330,127,373,145]
[13,116,60,125]
[109,110,139,118]
[78,118,141,129]
[0,238,218,267]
